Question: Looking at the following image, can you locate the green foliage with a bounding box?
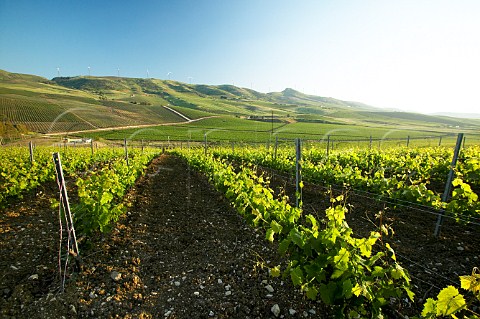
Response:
[75,165,126,234]
[0,147,52,206]
[74,150,158,234]
[211,144,480,222]
[0,146,123,207]
[278,204,413,318]
[177,146,480,317]
[460,267,480,296]
[419,268,480,319]
[447,178,480,222]
[0,145,159,235]
[175,148,413,318]
[426,286,466,317]
[421,287,467,318]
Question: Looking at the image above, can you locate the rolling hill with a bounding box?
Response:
[1,69,479,142]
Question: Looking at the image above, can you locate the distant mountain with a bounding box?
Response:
[432,112,480,119]
[357,111,471,127]
[267,88,378,110]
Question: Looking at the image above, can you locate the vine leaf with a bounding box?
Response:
[306,286,318,300]
[435,286,466,316]
[421,298,436,318]
[270,220,283,233]
[459,267,480,293]
[319,282,337,304]
[265,228,275,243]
[291,266,303,286]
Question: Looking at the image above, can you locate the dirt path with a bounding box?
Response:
[1,155,324,318]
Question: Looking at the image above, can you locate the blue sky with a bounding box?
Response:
[1,0,479,114]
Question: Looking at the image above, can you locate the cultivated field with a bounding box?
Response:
[1,143,479,318]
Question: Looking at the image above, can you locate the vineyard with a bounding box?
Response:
[0,96,186,135]
[0,97,95,133]
[0,142,479,318]
[207,143,480,223]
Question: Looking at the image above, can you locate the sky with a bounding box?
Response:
[1,0,479,114]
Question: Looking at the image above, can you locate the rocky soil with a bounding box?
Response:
[265,166,480,316]
[1,154,478,318]
[1,155,325,318]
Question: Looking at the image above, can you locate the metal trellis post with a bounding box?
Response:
[295,138,302,208]
[326,135,330,157]
[434,133,464,237]
[204,133,207,156]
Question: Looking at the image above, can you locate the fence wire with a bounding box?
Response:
[259,165,480,227]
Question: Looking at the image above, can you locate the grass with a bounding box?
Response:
[277,122,448,139]
[167,105,214,119]
[77,115,472,149]
[81,116,281,142]
[1,69,479,148]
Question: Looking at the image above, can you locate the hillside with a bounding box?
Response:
[0,71,187,135]
[47,75,480,129]
[1,69,479,141]
[51,76,381,116]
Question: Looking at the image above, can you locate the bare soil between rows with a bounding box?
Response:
[263,165,480,316]
[1,154,325,319]
[1,154,478,318]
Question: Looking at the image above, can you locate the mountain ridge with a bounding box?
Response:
[51,74,378,111]
[2,69,480,119]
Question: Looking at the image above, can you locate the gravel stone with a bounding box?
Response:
[271,304,281,317]
[110,271,121,281]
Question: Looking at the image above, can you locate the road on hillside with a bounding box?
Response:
[44,116,219,137]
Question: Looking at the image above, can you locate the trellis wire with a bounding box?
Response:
[256,163,480,226]
[395,252,460,288]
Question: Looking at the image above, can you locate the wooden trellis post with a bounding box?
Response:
[29,141,34,162]
[124,138,129,166]
[53,152,79,290]
[53,152,79,255]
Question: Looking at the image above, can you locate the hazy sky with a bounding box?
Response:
[1,0,479,114]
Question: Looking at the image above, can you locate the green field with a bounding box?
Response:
[1,69,479,146]
[75,115,479,150]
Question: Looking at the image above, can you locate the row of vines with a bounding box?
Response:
[174,147,479,318]
[209,144,480,222]
[0,97,95,133]
[1,142,478,317]
[0,145,160,234]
